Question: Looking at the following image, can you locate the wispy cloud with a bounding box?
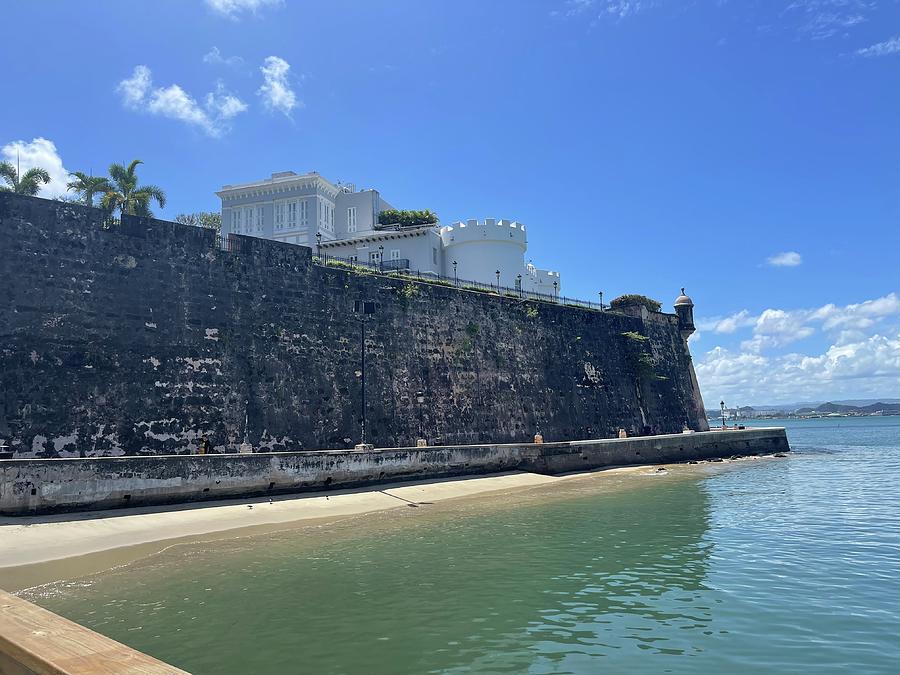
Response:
[785,0,873,40]
[856,35,900,57]
[0,137,70,198]
[553,0,651,20]
[203,46,245,69]
[117,65,247,137]
[205,0,283,20]
[767,251,803,267]
[257,56,299,118]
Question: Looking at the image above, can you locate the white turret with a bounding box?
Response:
[440,219,527,288]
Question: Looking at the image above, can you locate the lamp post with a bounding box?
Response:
[598,291,603,311]
[453,260,458,286]
[516,273,522,297]
[720,400,726,430]
[495,269,500,293]
[378,245,384,272]
[316,231,322,262]
[553,280,558,301]
[355,300,377,450]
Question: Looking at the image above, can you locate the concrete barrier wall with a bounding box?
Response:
[0,429,789,515]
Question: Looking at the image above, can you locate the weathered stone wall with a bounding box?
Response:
[0,429,789,514]
[0,193,708,458]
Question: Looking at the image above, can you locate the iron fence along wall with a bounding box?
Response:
[312,252,605,312]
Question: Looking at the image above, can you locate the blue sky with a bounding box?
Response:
[3,0,899,405]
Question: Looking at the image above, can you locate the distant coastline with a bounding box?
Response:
[708,400,900,422]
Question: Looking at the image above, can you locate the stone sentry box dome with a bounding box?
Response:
[674,288,695,339]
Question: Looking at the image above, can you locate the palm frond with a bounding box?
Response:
[0,161,17,188]
[135,184,167,209]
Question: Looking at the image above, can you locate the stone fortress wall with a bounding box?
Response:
[0,193,708,458]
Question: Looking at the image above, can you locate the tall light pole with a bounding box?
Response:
[720,400,726,430]
[516,273,522,297]
[495,269,500,293]
[553,280,558,301]
[316,231,322,261]
[355,300,377,450]
[378,245,384,272]
[453,260,458,286]
[598,291,603,311]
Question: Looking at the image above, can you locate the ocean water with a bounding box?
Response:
[26,417,900,674]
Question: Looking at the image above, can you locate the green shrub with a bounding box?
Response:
[610,294,662,312]
[377,209,438,228]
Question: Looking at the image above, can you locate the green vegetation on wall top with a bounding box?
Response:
[609,294,662,312]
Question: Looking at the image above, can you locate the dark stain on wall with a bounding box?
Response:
[0,194,708,457]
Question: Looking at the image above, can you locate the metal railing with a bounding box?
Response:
[313,252,605,311]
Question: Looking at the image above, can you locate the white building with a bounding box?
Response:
[217,171,561,294]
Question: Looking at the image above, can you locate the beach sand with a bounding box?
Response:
[0,467,667,592]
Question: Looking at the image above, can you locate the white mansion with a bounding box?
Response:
[217,171,561,293]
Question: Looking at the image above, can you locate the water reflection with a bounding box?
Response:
[32,474,715,674]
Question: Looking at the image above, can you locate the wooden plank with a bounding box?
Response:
[0,590,189,674]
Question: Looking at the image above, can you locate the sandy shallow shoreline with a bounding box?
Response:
[0,457,778,593]
[0,467,663,592]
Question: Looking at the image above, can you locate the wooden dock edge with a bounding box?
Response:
[0,590,187,674]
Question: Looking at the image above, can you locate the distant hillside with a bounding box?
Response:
[795,402,900,414]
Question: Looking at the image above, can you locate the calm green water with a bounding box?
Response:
[26,417,900,673]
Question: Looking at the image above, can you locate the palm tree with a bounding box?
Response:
[67,171,111,207]
[101,160,166,217]
[0,161,51,195]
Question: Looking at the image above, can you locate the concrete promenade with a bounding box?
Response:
[0,429,788,515]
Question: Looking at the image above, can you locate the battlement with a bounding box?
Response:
[439,218,528,248]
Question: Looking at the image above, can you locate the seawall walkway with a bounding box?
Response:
[0,429,789,515]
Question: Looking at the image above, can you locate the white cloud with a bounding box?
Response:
[741,308,815,352]
[786,0,872,40]
[856,36,900,57]
[695,292,900,403]
[809,293,900,330]
[710,309,758,333]
[697,332,900,404]
[767,251,802,267]
[116,66,247,137]
[205,0,283,19]
[257,56,299,117]
[205,82,249,119]
[1,137,70,198]
[117,65,152,107]
[203,47,245,68]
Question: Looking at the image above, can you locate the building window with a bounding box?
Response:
[231,210,240,232]
[432,248,438,265]
[287,202,297,228]
[390,249,400,260]
[299,200,308,226]
[369,251,381,264]
[256,206,264,231]
[275,203,284,230]
[348,207,357,233]
[349,255,358,263]
[243,208,252,231]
